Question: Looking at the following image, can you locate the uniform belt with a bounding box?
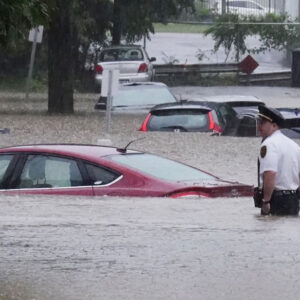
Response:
[273,190,297,196]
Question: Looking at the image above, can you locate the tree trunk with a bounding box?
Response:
[48,0,74,113]
[111,0,122,45]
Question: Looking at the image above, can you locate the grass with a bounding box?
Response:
[153,22,211,34]
[0,74,47,93]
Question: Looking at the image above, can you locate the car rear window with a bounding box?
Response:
[148,109,210,131]
[100,48,144,62]
[113,86,176,107]
[105,153,215,182]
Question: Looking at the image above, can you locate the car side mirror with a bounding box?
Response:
[150,57,156,62]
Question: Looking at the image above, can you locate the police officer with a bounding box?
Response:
[257,105,300,216]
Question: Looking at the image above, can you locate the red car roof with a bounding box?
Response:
[0,144,139,161]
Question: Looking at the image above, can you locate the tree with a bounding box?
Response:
[205,13,300,63]
[72,0,112,84]
[0,0,49,47]
[48,0,74,113]
[111,0,195,45]
[205,14,252,62]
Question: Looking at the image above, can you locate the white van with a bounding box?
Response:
[215,0,270,16]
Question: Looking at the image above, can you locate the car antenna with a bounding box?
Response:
[116,137,146,153]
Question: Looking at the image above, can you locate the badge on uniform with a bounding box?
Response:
[260,145,267,158]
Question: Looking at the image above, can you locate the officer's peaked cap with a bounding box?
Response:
[258,105,284,127]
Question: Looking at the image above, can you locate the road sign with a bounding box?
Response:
[239,55,259,74]
[28,26,44,43]
[25,25,44,101]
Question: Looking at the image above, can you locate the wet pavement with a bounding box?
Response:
[1,86,300,299]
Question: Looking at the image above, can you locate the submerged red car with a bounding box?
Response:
[0,144,253,198]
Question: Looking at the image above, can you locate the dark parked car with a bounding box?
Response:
[139,94,267,135]
[139,99,250,135]
[94,82,177,112]
[0,144,253,198]
[139,101,222,133]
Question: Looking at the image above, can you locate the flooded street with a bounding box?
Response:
[1,86,300,299]
[141,33,289,72]
[1,196,300,300]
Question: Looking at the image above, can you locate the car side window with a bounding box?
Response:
[85,163,119,185]
[17,155,83,189]
[218,104,236,126]
[0,155,14,184]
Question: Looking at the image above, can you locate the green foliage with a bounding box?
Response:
[205,13,300,62]
[73,0,113,74]
[205,14,254,62]
[0,0,50,47]
[74,0,111,45]
[252,14,300,53]
[114,0,195,43]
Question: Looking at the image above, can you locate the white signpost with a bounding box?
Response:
[101,68,119,133]
[25,26,44,101]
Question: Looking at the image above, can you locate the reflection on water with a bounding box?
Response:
[1,195,300,300]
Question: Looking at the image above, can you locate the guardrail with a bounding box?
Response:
[153,63,292,86]
[153,63,239,77]
[238,71,291,84]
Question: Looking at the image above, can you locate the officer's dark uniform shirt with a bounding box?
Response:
[259,130,300,190]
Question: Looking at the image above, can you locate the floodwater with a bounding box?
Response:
[1,196,300,300]
[139,33,290,72]
[1,86,300,299]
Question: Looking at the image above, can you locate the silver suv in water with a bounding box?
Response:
[94,45,156,88]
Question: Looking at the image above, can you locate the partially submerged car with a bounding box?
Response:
[139,98,256,135]
[94,82,177,112]
[0,144,253,198]
[94,45,156,88]
[139,101,222,133]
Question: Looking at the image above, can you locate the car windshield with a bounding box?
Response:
[113,86,176,107]
[105,153,215,181]
[148,109,210,131]
[99,48,144,62]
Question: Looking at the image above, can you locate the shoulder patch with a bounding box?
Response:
[260,145,267,158]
